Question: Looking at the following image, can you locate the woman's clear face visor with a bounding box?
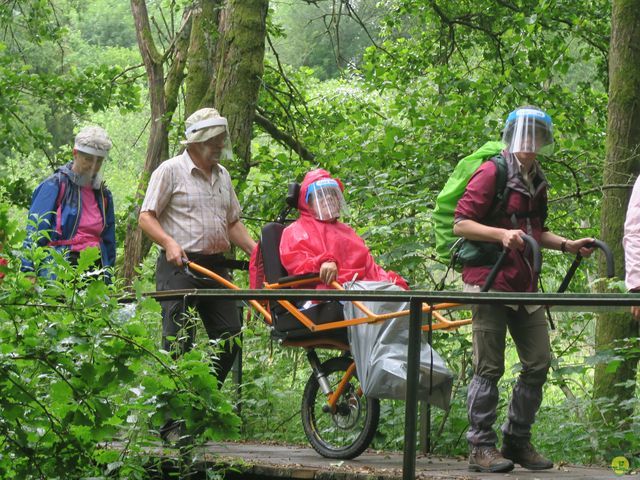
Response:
[503,109,554,156]
[306,180,347,221]
[74,147,108,187]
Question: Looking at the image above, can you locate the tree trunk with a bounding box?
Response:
[123,1,192,285]
[123,1,269,284]
[593,0,640,423]
[185,0,223,116]
[214,0,269,176]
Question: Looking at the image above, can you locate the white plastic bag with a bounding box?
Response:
[344,281,453,410]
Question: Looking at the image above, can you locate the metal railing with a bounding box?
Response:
[127,287,640,480]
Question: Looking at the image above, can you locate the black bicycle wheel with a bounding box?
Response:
[301,356,380,459]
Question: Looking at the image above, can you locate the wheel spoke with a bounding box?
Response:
[301,356,380,459]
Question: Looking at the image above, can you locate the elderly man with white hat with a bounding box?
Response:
[139,108,256,402]
[22,125,116,281]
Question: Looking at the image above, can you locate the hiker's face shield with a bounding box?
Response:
[306,179,347,221]
[73,147,107,188]
[502,108,554,156]
[195,131,229,164]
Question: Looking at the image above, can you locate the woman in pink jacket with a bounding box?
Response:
[279,169,408,290]
[624,175,640,319]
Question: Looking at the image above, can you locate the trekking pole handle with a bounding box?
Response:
[480,234,540,292]
[556,239,615,294]
[585,239,615,278]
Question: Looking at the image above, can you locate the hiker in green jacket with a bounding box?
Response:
[453,106,594,473]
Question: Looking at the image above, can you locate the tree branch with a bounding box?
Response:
[549,184,633,204]
[254,111,315,161]
[164,6,194,117]
[131,0,163,65]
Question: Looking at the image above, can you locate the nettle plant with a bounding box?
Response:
[0,220,239,479]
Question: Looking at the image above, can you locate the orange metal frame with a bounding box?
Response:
[185,260,470,411]
[263,277,470,333]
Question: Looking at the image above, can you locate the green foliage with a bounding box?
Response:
[269,0,385,79]
[237,316,310,444]
[0,212,239,479]
[74,0,138,48]
[1,0,638,471]
[0,0,142,207]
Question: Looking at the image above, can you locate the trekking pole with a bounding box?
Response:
[481,233,540,292]
[545,239,614,403]
[556,239,615,293]
[545,239,614,329]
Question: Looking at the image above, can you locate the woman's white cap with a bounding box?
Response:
[74,125,112,157]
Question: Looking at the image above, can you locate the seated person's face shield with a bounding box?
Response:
[502,108,554,156]
[306,179,347,221]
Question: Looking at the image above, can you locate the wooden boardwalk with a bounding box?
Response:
[192,441,635,479]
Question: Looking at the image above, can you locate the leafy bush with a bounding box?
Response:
[0,211,239,479]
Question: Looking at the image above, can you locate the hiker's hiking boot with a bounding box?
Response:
[468,445,514,473]
[501,438,554,470]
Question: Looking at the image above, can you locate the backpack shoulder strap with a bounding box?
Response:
[488,154,509,217]
[53,173,68,209]
[491,154,508,202]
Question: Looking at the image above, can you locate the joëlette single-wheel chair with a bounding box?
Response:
[184,183,614,459]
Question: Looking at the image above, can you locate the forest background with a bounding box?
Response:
[0,0,639,478]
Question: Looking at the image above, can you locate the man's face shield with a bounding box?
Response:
[183,117,233,161]
[502,109,554,156]
[306,179,347,221]
[195,131,228,164]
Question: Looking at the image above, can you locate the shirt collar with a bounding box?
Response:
[506,151,539,177]
[516,156,531,175]
[182,150,221,177]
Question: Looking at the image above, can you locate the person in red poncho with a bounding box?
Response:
[278,169,408,290]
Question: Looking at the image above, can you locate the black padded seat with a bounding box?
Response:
[260,222,348,344]
[261,222,289,284]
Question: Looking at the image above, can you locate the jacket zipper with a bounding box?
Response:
[70,184,81,238]
[99,186,106,231]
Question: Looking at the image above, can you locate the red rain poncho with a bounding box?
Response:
[278,169,408,290]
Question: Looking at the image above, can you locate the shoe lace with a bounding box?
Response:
[482,447,502,460]
[486,447,502,460]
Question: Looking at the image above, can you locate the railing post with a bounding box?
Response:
[426,304,433,453]
[419,303,433,454]
[402,298,422,480]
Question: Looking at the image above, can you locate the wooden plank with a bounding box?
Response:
[187,442,627,479]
